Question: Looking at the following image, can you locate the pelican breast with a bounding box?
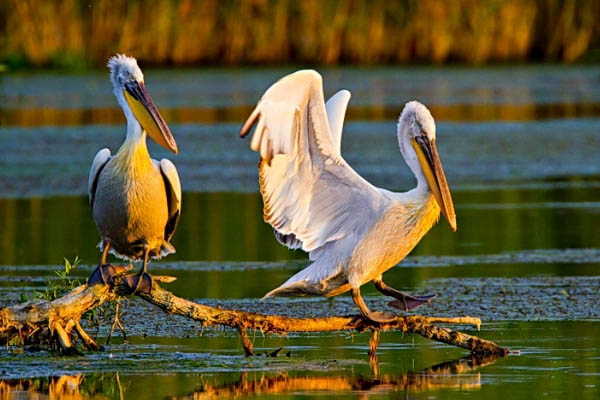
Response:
[91,150,171,260]
[347,194,440,287]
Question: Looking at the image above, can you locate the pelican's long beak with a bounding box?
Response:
[123,80,178,154]
[411,136,457,231]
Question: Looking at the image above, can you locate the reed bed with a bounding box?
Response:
[1,0,599,68]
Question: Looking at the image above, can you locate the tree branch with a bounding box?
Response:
[0,274,508,356]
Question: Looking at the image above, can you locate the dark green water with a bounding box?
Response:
[1,66,599,399]
[1,322,599,399]
[2,183,600,266]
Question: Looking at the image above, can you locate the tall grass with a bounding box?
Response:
[1,0,599,68]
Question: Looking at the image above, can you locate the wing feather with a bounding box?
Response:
[159,159,182,242]
[325,90,351,153]
[88,148,112,208]
[242,70,391,257]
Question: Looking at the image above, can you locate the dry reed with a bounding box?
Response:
[1,0,599,68]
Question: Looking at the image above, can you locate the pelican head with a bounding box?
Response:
[398,101,456,231]
[108,54,178,154]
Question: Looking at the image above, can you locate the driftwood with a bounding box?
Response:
[0,271,508,357]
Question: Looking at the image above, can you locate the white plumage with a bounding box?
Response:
[241,70,456,322]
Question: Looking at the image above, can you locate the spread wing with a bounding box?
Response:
[88,148,112,208]
[325,89,351,153]
[159,159,182,242]
[269,88,352,250]
[240,70,391,256]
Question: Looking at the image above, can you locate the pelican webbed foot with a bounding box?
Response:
[123,246,153,295]
[351,287,396,324]
[364,311,397,324]
[123,271,153,295]
[88,242,119,286]
[87,263,121,286]
[373,279,436,311]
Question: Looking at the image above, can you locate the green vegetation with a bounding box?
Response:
[18,257,82,304]
[1,0,599,69]
[18,257,123,342]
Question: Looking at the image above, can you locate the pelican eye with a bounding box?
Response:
[124,79,145,102]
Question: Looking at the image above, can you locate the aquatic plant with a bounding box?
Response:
[33,257,82,302]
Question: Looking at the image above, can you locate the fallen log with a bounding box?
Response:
[0,272,509,356]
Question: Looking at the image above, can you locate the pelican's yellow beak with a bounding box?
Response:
[123,81,178,154]
[411,136,457,231]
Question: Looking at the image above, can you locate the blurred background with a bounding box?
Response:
[1,0,599,69]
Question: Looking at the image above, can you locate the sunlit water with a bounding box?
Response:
[0,66,599,399]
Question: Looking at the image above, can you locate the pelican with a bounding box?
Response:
[241,70,456,323]
[87,54,181,294]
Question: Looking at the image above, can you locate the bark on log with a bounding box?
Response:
[0,275,509,356]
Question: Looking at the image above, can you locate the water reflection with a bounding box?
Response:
[2,102,599,127]
[2,119,599,198]
[0,184,599,266]
[2,66,599,111]
[0,321,597,398]
[2,67,600,198]
[0,374,123,399]
[0,354,501,399]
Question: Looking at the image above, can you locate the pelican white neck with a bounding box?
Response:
[114,88,144,142]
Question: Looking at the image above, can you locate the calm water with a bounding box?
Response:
[0,66,599,399]
[0,322,599,399]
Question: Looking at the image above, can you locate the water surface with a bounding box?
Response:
[0,322,598,399]
[1,66,600,197]
[0,65,599,399]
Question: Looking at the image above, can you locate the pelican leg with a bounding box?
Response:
[123,246,153,295]
[373,279,436,311]
[351,287,396,324]
[101,242,110,264]
[87,242,120,286]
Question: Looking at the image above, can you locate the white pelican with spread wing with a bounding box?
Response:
[241,70,456,323]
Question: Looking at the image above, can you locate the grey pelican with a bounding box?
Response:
[241,70,456,323]
[87,54,181,294]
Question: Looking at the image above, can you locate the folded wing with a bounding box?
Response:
[88,148,112,208]
[158,159,182,242]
